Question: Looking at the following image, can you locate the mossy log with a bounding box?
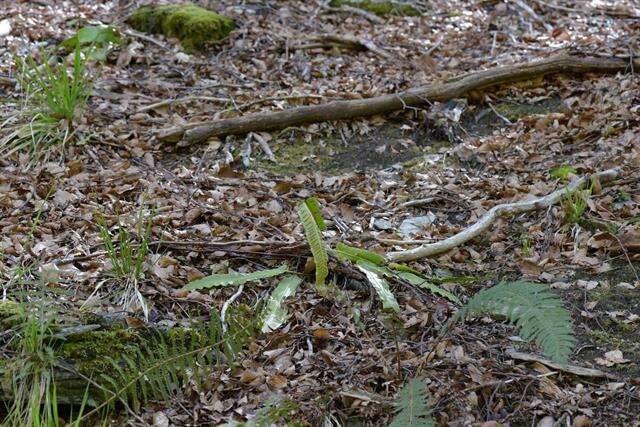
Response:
[0,320,211,406]
[128,3,235,52]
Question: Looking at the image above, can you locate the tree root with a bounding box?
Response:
[385,168,621,262]
[157,54,639,144]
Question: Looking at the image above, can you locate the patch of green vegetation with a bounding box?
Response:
[330,0,420,16]
[0,300,24,328]
[57,328,141,374]
[586,329,640,353]
[562,189,589,226]
[493,101,555,121]
[254,122,459,175]
[256,137,332,174]
[128,3,235,52]
[2,45,92,165]
[550,165,577,181]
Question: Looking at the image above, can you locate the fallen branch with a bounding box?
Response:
[385,168,621,262]
[506,349,617,379]
[289,34,393,60]
[325,5,385,24]
[157,54,639,144]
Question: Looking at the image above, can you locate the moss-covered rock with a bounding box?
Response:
[330,0,420,16]
[128,3,235,52]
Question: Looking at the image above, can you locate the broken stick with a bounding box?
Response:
[156,54,639,144]
[385,168,621,262]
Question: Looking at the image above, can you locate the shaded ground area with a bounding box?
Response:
[255,96,565,174]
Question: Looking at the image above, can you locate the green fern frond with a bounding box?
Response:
[184,265,287,291]
[389,378,434,427]
[83,310,257,421]
[395,271,460,304]
[304,197,327,230]
[297,201,328,291]
[357,260,400,313]
[261,275,302,333]
[334,242,385,265]
[455,282,575,364]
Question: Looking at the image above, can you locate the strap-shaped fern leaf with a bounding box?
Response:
[297,200,328,291]
[357,260,400,313]
[455,281,575,364]
[304,197,327,230]
[334,242,385,265]
[395,271,460,304]
[389,377,435,427]
[261,275,302,333]
[184,265,287,291]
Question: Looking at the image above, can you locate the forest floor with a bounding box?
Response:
[1,0,639,426]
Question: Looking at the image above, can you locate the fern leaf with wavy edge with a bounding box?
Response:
[297,201,328,290]
[261,275,302,333]
[334,242,385,265]
[184,265,287,291]
[357,260,400,313]
[389,378,435,427]
[396,271,460,304]
[455,281,575,364]
[304,197,327,230]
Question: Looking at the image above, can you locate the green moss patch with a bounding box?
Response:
[128,3,235,52]
[57,328,141,375]
[330,0,420,16]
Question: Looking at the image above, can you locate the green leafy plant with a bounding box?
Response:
[1,45,92,164]
[562,189,588,226]
[334,243,459,305]
[389,378,434,427]
[454,282,575,364]
[96,209,152,317]
[260,275,302,333]
[61,25,122,61]
[3,302,89,427]
[79,309,257,421]
[356,259,401,313]
[18,46,92,123]
[550,165,578,181]
[297,198,329,293]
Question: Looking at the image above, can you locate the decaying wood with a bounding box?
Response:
[325,5,385,24]
[386,168,621,262]
[289,34,393,60]
[506,349,617,379]
[157,54,639,144]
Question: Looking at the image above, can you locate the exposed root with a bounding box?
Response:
[385,168,621,262]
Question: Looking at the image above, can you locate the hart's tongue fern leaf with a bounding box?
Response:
[297,199,328,292]
[454,281,575,364]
